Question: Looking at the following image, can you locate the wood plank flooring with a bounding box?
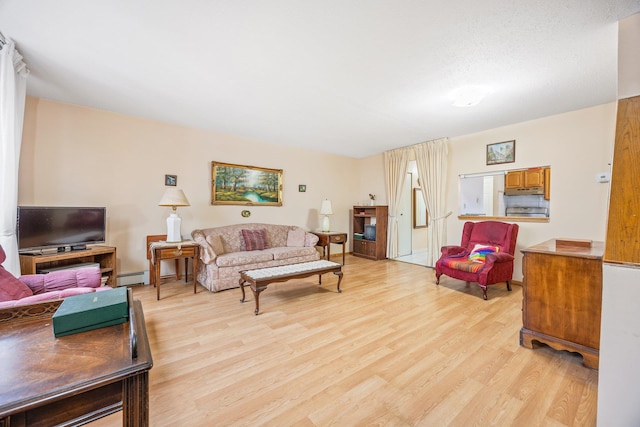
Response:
[90,255,598,426]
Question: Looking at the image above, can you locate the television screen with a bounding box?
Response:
[17,206,106,252]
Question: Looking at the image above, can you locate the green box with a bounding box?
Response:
[52,287,129,337]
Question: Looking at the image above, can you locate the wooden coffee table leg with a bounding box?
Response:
[239,279,247,303]
[251,285,267,315]
[334,270,343,293]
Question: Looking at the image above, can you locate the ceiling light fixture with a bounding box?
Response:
[451,85,492,107]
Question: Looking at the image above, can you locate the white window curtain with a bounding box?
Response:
[0,36,29,276]
[383,147,411,259]
[414,138,449,267]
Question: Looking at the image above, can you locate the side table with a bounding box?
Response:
[147,236,199,300]
[312,231,347,265]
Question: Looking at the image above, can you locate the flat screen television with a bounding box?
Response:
[17,206,106,253]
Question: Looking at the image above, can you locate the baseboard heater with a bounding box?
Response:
[117,271,148,287]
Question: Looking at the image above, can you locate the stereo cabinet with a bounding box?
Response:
[352,205,388,260]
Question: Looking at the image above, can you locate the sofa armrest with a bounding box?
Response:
[304,232,319,247]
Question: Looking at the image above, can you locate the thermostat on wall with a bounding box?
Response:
[596,172,611,183]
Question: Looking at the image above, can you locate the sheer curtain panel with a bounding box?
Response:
[414,138,449,267]
[383,147,410,259]
[0,36,29,276]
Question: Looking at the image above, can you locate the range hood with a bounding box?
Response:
[504,187,544,196]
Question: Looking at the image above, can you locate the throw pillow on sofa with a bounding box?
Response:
[286,228,306,247]
[241,229,268,251]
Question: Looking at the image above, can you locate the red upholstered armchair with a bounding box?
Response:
[435,221,519,300]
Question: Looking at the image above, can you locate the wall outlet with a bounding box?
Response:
[596,172,611,183]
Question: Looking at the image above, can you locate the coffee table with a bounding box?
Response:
[239,260,343,315]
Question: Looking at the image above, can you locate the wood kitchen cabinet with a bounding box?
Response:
[506,168,546,189]
[505,171,524,189]
[520,239,603,369]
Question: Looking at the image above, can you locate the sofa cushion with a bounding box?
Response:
[269,247,318,261]
[468,244,500,263]
[242,229,268,251]
[286,228,306,247]
[215,251,274,268]
[0,266,33,302]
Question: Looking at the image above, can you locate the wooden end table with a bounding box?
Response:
[239,260,343,315]
[312,231,347,265]
[148,238,199,300]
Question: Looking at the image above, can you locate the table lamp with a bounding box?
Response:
[158,188,190,242]
[320,199,333,232]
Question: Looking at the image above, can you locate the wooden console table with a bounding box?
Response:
[520,239,604,369]
[312,231,347,265]
[0,293,153,426]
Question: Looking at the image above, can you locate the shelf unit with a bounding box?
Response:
[19,246,117,287]
[352,205,388,260]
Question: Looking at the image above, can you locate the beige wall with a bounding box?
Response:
[19,98,617,282]
[446,102,616,280]
[19,97,359,274]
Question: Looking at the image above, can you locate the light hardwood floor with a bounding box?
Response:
[90,255,597,426]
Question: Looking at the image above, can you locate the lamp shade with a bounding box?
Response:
[320,199,333,215]
[159,188,190,242]
[158,188,190,209]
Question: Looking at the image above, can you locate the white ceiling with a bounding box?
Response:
[1,1,639,158]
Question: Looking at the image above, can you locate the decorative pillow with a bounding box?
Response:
[468,244,499,263]
[286,228,306,247]
[0,266,33,302]
[241,229,268,251]
[206,234,225,255]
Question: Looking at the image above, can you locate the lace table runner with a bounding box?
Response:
[243,260,341,280]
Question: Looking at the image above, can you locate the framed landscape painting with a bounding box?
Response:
[486,140,515,165]
[211,161,283,206]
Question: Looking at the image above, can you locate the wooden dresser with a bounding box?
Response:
[520,239,604,369]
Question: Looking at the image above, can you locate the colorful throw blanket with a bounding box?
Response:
[443,258,484,273]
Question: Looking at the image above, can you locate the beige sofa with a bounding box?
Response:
[191,223,320,292]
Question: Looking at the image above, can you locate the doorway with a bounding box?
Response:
[394,162,429,266]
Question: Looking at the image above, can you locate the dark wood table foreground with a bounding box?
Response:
[0,291,153,426]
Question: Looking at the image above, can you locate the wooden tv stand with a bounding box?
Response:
[19,245,117,287]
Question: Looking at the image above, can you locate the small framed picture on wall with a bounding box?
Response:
[165,174,177,186]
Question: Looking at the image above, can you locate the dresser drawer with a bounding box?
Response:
[156,246,197,259]
[329,234,346,243]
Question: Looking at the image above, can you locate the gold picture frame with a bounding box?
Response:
[211,161,283,206]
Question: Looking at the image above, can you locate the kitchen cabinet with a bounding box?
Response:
[506,168,545,189]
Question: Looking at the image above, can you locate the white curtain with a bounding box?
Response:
[414,138,449,267]
[383,147,411,259]
[0,37,29,276]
